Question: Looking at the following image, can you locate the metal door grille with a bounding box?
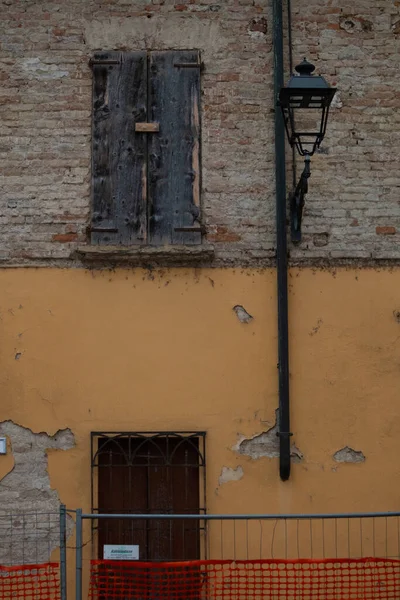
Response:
[91,432,206,560]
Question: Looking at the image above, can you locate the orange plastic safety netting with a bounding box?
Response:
[0,562,60,600]
[89,558,400,600]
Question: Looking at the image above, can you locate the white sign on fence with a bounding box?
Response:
[103,545,139,560]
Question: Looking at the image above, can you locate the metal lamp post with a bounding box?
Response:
[279,59,336,242]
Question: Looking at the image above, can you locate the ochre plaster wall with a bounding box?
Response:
[0,267,398,516]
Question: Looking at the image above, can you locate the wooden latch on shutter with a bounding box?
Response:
[135,123,160,133]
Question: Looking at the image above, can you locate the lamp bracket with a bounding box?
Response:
[290,153,311,243]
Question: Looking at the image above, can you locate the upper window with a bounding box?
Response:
[90,50,202,247]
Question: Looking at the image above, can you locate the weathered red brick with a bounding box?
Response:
[376,227,396,235]
[248,18,267,34]
[52,233,79,243]
[207,227,242,243]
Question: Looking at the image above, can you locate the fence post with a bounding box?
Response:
[60,504,67,600]
[76,509,83,600]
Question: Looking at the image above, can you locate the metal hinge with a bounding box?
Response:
[90,226,119,233]
[89,58,121,67]
[174,61,204,71]
[174,225,206,234]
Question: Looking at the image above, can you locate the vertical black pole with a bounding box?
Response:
[76,509,83,600]
[60,504,67,600]
[273,0,291,481]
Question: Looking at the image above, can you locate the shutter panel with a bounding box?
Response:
[148,51,202,245]
[91,51,147,245]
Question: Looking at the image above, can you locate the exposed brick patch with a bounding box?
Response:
[235,409,303,463]
[333,447,365,464]
[0,421,75,565]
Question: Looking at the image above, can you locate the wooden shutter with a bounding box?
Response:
[91,52,147,245]
[148,51,202,245]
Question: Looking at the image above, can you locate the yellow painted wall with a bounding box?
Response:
[0,267,399,517]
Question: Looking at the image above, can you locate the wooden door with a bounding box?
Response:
[96,435,202,561]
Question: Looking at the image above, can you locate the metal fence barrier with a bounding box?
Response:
[0,509,61,566]
[0,507,67,600]
[1,507,400,600]
[75,511,400,600]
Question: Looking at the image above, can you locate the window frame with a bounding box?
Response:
[90,431,207,560]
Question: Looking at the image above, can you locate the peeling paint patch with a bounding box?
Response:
[333,446,365,463]
[290,445,304,463]
[233,305,253,324]
[339,15,373,34]
[234,410,303,462]
[0,421,75,564]
[218,465,244,485]
[331,91,343,110]
[20,58,69,80]
[393,19,400,35]
[313,233,329,247]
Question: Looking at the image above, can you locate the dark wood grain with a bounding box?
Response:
[97,437,148,558]
[148,51,201,245]
[92,51,147,245]
[97,437,200,561]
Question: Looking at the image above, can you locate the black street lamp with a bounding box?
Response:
[279,59,336,242]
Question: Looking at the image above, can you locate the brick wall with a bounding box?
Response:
[0,0,399,266]
[291,0,400,261]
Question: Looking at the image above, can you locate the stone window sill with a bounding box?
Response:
[73,244,215,266]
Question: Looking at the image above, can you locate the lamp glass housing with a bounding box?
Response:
[279,59,336,156]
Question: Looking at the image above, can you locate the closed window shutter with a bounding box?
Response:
[91,51,147,245]
[148,51,201,245]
